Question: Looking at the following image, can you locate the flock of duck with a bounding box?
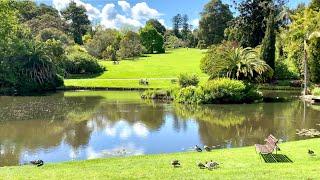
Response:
[171,145,219,170]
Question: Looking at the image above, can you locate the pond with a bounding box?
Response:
[0,90,319,167]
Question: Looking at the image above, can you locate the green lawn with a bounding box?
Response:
[1,138,320,179]
[64,48,208,89]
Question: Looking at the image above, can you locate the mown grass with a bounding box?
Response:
[1,138,320,179]
[64,48,208,89]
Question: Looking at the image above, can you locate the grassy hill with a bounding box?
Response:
[1,138,319,179]
[64,48,208,89]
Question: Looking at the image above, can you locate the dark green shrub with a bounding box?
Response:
[65,52,105,74]
[178,73,200,87]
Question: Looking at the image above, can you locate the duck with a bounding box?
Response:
[308,149,316,156]
[194,145,202,152]
[205,160,219,170]
[197,162,206,169]
[30,160,44,167]
[171,160,181,168]
[204,145,212,152]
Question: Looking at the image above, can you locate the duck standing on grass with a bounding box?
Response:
[194,145,202,152]
[204,145,212,152]
[171,160,181,168]
[197,162,206,169]
[308,149,316,156]
[30,160,44,167]
[205,160,219,170]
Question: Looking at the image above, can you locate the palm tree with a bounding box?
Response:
[225,47,273,81]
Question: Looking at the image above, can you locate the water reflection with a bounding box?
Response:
[0,91,319,166]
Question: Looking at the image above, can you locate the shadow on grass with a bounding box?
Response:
[261,154,293,163]
[65,72,104,79]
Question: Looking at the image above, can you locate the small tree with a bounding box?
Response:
[140,25,165,54]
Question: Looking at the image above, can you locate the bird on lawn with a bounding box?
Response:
[197,162,206,169]
[30,160,44,167]
[194,145,202,152]
[205,160,219,170]
[171,160,181,168]
[204,145,212,152]
[308,149,316,156]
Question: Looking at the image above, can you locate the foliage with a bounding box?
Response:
[260,12,276,71]
[274,60,299,80]
[139,25,165,54]
[61,2,90,45]
[118,31,144,59]
[36,28,70,44]
[178,73,200,87]
[84,28,121,59]
[312,87,320,96]
[165,35,186,49]
[199,0,233,47]
[281,7,320,78]
[309,37,320,83]
[146,19,166,35]
[65,52,105,75]
[174,78,262,104]
[103,45,118,61]
[172,14,182,38]
[200,41,273,81]
[141,89,172,100]
[227,0,284,48]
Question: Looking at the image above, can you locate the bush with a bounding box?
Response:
[65,52,105,74]
[274,60,299,80]
[174,78,262,104]
[141,90,173,100]
[178,73,200,88]
[312,88,320,96]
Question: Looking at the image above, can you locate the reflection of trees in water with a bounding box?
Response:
[174,101,320,147]
[0,93,102,166]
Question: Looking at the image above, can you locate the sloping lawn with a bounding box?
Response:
[64,48,208,89]
[1,138,319,179]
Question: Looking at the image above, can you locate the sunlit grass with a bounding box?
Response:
[1,138,320,179]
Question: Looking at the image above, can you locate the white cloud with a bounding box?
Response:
[133,122,149,138]
[53,0,164,29]
[131,2,162,21]
[52,0,100,21]
[118,1,131,12]
[191,18,199,28]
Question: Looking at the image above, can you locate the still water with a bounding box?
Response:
[0,91,319,166]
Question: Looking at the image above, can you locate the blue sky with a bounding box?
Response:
[36,0,310,29]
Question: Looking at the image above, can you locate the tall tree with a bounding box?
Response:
[228,0,285,48]
[172,14,182,38]
[198,0,233,46]
[261,11,276,71]
[62,2,90,45]
[140,25,165,54]
[146,19,166,35]
[181,14,190,40]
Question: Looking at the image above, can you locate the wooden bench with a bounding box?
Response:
[255,134,279,154]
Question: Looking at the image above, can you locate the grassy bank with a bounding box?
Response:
[1,138,320,179]
[64,48,208,89]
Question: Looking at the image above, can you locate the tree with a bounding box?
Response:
[140,25,165,54]
[146,19,166,35]
[310,0,320,10]
[181,14,190,40]
[227,0,285,48]
[198,0,233,46]
[261,11,276,71]
[84,28,121,58]
[200,41,272,81]
[62,2,91,45]
[118,31,144,59]
[172,14,182,38]
[309,36,320,83]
